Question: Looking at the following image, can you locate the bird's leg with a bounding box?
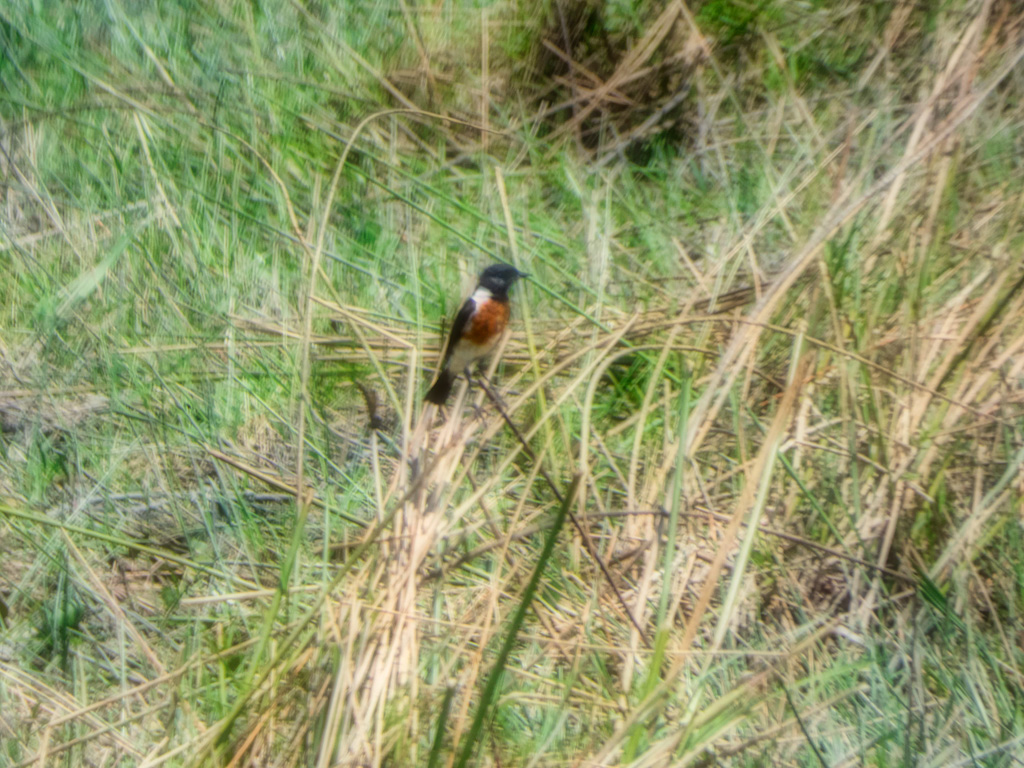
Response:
[474,364,510,410]
[463,369,488,421]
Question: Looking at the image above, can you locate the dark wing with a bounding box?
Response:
[438,297,476,368]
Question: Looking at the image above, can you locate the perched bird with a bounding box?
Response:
[425,263,527,405]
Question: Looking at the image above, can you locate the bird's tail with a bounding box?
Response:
[424,370,454,405]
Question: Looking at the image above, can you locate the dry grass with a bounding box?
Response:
[2,0,1024,766]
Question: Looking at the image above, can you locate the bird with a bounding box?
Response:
[424,263,527,405]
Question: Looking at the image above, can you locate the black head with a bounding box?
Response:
[478,263,527,296]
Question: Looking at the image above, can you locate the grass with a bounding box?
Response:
[2,0,1024,765]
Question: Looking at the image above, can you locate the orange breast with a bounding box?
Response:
[463,299,510,345]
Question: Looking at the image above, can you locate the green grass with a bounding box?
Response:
[2,0,1024,766]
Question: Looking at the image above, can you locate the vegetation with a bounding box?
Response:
[2,0,1023,765]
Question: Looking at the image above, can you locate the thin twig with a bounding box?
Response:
[476,378,651,648]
